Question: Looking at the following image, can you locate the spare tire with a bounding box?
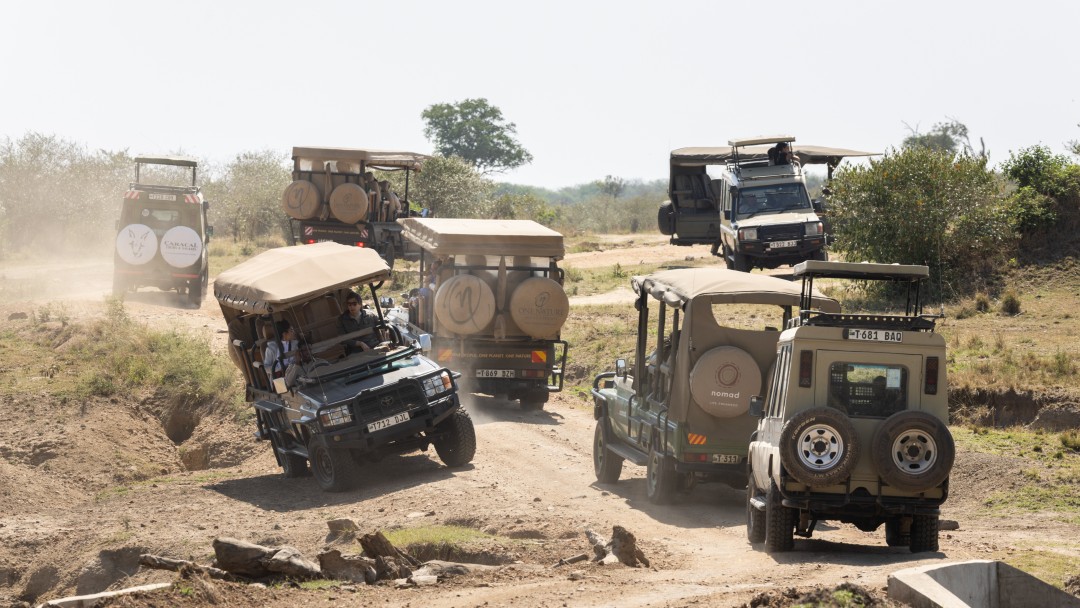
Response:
[434,274,497,335]
[509,277,569,340]
[329,183,370,224]
[779,407,859,487]
[282,180,322,220]
[689,346,761,418]
[871,411,954,493]
[657,201,674,236]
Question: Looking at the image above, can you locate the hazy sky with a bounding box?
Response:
[4,0,1078,188]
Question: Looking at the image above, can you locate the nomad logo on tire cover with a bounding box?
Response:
[689,346,760,417]
[116,224,157,265]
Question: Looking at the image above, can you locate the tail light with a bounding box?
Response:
[522,369,545,379]
[799,350,813,387]
[305,239,316,244]
[355,242,365,247]
[681,453,708,463]
[925,357,939,395]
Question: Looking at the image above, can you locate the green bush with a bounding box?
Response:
[828,147,1012,297]
[1003,186,1057,234]
[1002,145,1075,198]
[974,293,990,313]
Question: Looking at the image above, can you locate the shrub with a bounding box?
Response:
[1062,430,1080,452]
[1003,186,1057,234]
[974,293,990,313]
[1000,290,1021,315]
[1002,145,1074,198]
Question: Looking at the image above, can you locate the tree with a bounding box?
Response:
[829,147,1011,296]
[902,118,985,157]
[408,155,493,218]
[421,99,533,174]
[596,175,626,202]
[201,150,291,241]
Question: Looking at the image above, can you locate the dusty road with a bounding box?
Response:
[1,241,1075,607]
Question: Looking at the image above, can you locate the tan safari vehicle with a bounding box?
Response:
[590,267,837,503]
[388,218,569,410]
[747,260,953,553]
[215,242,474,492]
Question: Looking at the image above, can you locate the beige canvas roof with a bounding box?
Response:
[793,260,929,280]
[671,145,879,166]
[398,218,565,258]
[632,268,840,312]
[291,147,429,171]
[214,242,391,314]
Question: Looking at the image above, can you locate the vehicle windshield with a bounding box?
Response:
[735,183,811,219]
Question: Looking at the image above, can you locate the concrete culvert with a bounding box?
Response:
[434,274,496,335]
[689,346,761,417]
[509,277,569,340]
[281,180,322,220]
[329,183,370,224]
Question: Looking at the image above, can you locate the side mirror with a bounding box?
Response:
[812,199,823,212]
[615,358,627,378]
[206,225,214,239]
[417,333,432,353]
[749,395,765,418]
[724,209,732,221]
[203,200,211,210]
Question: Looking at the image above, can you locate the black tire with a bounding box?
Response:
[811,249,829,262]
[519,390,548,411]
[871,411,954,493]
[309,441,360,492]
[188,273,206,306]
[722,244,735,270]
[646,443,676,504]
[733,253,752,273]
[280,450,309,478]
[779,407,860,487]
[434,408,477,467]
[657,201,674,236]
[764,480,795,553]
[382,243,396,271]
[909,514,940,553]
[885,517,910,547]
[746,472,766,544]
[593,420,623,484]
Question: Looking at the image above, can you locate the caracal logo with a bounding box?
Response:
[115,224,157,265]
[160,226,203,268]
[534,291,549,308]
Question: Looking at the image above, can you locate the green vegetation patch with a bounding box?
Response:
[1003,549,1080,591]
[382,524,493,547]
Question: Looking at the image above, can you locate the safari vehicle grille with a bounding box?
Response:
[758,224,803,241]
[355,383,426,421]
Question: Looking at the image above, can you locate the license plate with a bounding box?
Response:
[767,240,798,249]
[367,412,410,432]
[846,329,903,342]
[148,193,177,201]
[476,369,515,378]
[712,454,741,464]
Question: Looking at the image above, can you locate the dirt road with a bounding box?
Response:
[1,242,1076,607]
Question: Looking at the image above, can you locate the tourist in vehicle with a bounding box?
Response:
[339,292,380,354]
[263,320,299,380]
[769,142,794,166]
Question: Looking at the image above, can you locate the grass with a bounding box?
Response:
[954,425,1080,523]
[1002,548,1080,591]
[382,524,494,547]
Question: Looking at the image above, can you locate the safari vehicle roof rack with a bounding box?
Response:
[791,260,939,332]
[132,155,200,190]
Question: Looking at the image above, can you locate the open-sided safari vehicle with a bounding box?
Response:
[747,260,953,553]
[389,218,569,409]
[215,242,475,492]
[590,268,838,503]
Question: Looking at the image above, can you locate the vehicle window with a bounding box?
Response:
[140,207,180,224]
[734,184,811,218]
[773,345,791,417]
[765,345,786,417]
[709,303,787,331]
[827,362,908,418]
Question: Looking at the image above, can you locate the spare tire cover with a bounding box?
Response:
[328,183,370,224]
[509,277,569,339]
[115,223,158,265]
[689,346,761,418]
[434,274,497,335]
[281,180,322,220]
[160,226,203,268]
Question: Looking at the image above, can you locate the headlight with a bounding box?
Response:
[805,221,823,237]
[738,227,758,241]
[423,371,453,398]
[319,404,353,427]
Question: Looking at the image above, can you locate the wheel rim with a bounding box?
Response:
[312,446,332,481]
[891,428,938,474]
[594,426,605,472]
[797,424,845,471]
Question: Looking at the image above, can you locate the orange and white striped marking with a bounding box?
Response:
[687,433,707,446]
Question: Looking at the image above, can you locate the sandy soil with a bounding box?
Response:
[1,244,1078,607]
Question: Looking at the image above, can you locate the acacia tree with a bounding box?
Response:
[407,155,494,218]
[201,150,291,241]
[902,118,985,157]
[421,98,533,174]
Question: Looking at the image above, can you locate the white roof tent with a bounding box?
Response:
[670,142,879,179]
[133,155,199,188]
[792,260,936,331]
